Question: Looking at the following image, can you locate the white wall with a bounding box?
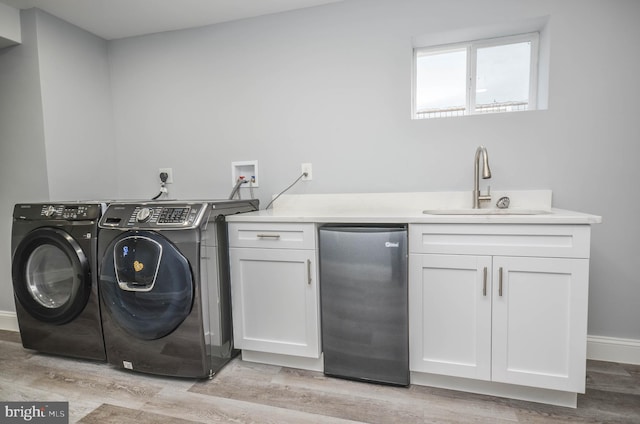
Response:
[107,0,640,340]
[1,0,639,342]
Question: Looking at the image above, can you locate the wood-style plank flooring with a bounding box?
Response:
[1,330,639,423]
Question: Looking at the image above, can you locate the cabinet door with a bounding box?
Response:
[409,254,492,380]
[491,256,589,392]
[229,248,320,358]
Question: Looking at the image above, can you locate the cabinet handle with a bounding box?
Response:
[257,233,280,239]
[499,267,503,297]
[483,267,487,296]
[307,259,312,285]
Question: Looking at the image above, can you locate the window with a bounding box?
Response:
[413,33,539,119]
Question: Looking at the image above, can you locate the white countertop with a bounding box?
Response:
[226,191,602,225]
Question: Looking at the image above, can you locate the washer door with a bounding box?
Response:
[12,227,91,325]
[100,231,194,340]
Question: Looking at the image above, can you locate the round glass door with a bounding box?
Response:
[100,230,194,340]
[12,228,91,324]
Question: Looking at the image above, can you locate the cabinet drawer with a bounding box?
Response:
[228,222,316,249]
[409,224,591,258]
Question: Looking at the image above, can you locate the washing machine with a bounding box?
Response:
[11,202,107,361]
[97,199,258,378]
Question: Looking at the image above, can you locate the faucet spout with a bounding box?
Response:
[473,146,492,208]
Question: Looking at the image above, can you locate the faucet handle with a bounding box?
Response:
[478,185,492,203]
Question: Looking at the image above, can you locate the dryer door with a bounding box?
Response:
[12,227,91,325]
[100,231,194,340]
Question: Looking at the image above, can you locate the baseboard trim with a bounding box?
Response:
[411,371,578,408]
[241,350,324,372]
[587,335,640,365]
[0,311,19,332]
[1,310,638,365]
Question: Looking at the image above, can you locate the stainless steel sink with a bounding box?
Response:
[422,208,551,215]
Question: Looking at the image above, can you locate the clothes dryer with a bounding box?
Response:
[97,199,257,378]
[11,202,106,361]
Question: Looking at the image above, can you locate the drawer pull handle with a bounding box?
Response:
[307,259,312,285]
[499,267,504,297]
[483,267,487,296]
[257,233,281,239]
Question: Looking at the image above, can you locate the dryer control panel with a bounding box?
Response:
[13,203,102,221]
[99,202,209,229]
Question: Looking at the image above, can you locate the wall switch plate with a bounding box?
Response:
[301,163,312,181]
[158,168,173,184]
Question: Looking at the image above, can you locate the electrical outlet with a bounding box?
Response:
[158,168,173,184]
[301,163,312,181]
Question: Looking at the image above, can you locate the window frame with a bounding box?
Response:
[413,32,540,119]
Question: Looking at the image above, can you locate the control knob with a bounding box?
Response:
[43,205,56,217]
[136,207,152,223]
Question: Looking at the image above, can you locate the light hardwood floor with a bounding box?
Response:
[1,330,639,423]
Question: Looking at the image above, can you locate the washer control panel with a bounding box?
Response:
[129,206,195,225]
[99,203,208,229]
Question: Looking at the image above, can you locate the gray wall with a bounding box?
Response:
[107,0,640,340]
[0,9,116,312]
[36,11,116,201]
[1,0,639,341]
[0,9,49,312]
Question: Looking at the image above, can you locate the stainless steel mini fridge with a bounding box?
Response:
[319,225,409,386]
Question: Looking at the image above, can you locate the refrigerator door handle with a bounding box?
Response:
[307,259,312,285]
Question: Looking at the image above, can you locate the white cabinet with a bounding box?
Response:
[409,224,591,394]
[491,256,588,392]
[226,218,595,405]
[228,223,320,359]
[409,254,492,380]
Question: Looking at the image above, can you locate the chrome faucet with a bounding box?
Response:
[473,145,492,208]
